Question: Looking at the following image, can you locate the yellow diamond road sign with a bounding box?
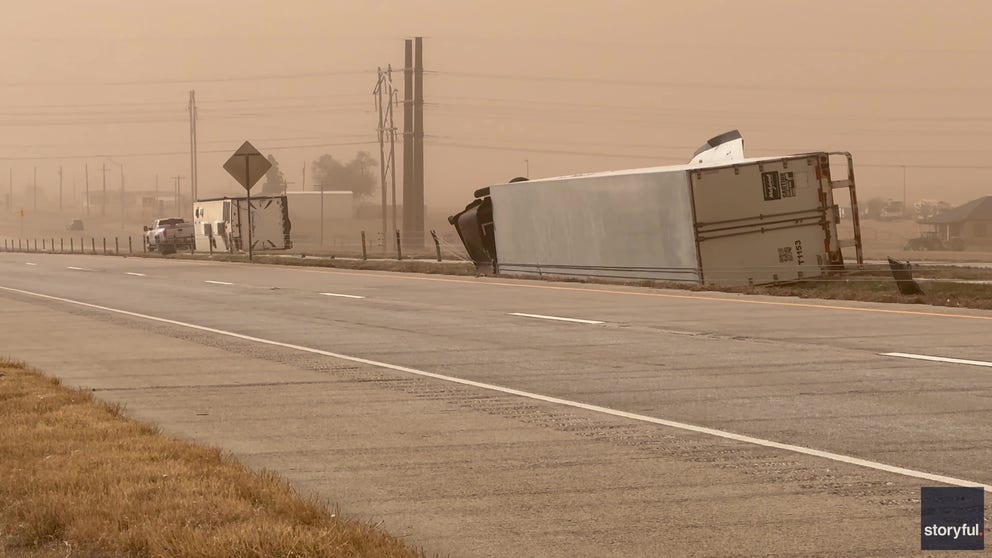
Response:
[223,141,272,191]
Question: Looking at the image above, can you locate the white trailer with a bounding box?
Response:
[283,191,354,245]
[448,132,863,287]
[192,195,292,253]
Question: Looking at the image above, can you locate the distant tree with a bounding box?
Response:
[310,151,377,198]
[260,155,286,195]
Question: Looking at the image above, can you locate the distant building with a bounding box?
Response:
[923,195,992,247]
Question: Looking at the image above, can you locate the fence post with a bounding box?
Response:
[60,238,64,253]
[34,238,38,252]
[430,230,441,262]
[91,238,95,254]
[43,238,47,251]
[50,238,54,253]
[361,231,367,261]
[102,237,107,254]
[70,238,74,252]
[128,236,132,254]
[395,230,402,261]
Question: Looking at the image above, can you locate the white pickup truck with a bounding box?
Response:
[144,218,195,253]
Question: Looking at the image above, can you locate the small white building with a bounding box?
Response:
[193,195,292,253]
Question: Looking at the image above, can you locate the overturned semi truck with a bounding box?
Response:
[448,131,863,287]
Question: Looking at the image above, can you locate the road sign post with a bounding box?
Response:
[223,141,271,263]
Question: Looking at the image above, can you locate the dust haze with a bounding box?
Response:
[2,0,991,237]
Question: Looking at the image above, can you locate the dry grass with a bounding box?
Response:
[0,359,425,558]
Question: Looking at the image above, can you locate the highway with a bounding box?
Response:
[2,252,990,557]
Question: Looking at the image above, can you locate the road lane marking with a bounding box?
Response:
[277,267,992,322]
[204,280,234,285]
[28,254,992,322]
[882,352,992,368]
[66,266,90,271]
[509,312,604,325]
[1,283,988,494]
[25,263,37,266]
[319,292,365,299]
[125,272,146,277]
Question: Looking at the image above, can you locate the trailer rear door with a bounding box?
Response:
[690,155,834,286]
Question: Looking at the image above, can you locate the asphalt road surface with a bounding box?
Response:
[1,252,990,557]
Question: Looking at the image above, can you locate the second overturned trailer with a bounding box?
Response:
[449,132,863,287]
[193,195,292,253]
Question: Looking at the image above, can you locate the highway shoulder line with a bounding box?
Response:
[882,352,992,368]
[509,312,604,325]
[1,283,989,494]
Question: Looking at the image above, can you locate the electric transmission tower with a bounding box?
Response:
[374,65,399,252]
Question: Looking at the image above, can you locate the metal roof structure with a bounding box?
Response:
[924,195,992,224]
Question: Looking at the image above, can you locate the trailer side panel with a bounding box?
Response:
[489,170,700,282]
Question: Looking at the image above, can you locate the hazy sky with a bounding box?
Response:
[3,0,991,213]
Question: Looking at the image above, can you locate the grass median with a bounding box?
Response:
[0,358,425,558]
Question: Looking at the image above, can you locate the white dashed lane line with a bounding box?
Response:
[319,292,365,299]
[25,263,37,266]
[125,272,146,277]
[1,283,988,493]
[882,352,992,368]
[204,280,234,286]
[67,266,91,271]
[509,312,605,325]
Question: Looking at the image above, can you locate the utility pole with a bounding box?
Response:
[301,161,306,191]
[84,164,90,216]
[402,39,414,252]
[412,36,425,249]
[902,165,907,215]
[58,166,63,212]
[101,164,108,217]
[374,65,399,252]
[33,166,37,212]
[388,64,398,248]
[188,90,199,205]
[7,168,11,212]
[120,164,125,229]
[173,175,184,217]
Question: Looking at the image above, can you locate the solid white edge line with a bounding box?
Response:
[509,312,605,325]
[319,292,365,299]
[882,352,992,368]
[25,263,37,266]
[204,280,234,285]
[66,266,89,271]
[1,283,989,494]
[125,272,146,277]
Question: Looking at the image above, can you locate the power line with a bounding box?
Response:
[426,140,992,169]
[0,140,379,161]
[0,69,375,87]
[429,69,992,95]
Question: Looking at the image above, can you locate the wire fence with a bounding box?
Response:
[0,229,473,263]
